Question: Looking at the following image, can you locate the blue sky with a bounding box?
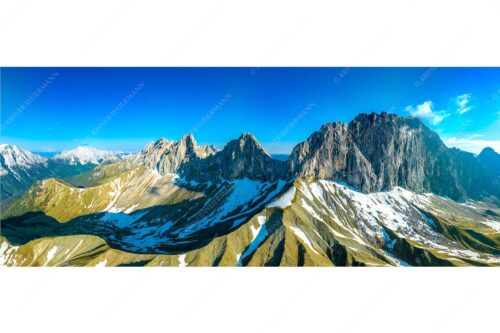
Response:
[1,67,499,154]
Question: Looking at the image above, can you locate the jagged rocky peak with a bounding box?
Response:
[181,133,215,158]
[209,132,285,180]
[320,120,348,132]
[180,133,196,148]
[139,134,215,175]
[238,132,261,144]
[352,111,398,125]
[141,137,175,159]
[146,137,172,151]
[227,132,272,157]
[140,138,173,171]
[349,112,423,146]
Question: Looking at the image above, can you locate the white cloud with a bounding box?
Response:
[405,100,450,125]
[456,93,473,114]
[444,136,500,154]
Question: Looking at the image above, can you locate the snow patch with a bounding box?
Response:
[481,219,500,232]
[0,241,19,266]
[301,199,324,222]
[46,246,58,262]
[178,254,188,267]
[290,226,319,254]
[102,178,123,212]
[250,216,267,241]
[124,204,139,214]
[266,186,296,209]
[96,259,107,267]
[419,211,438,230]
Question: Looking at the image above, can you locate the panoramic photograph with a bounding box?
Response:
[1,67,499,267]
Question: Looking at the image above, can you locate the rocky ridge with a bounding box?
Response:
[134,112,499,201]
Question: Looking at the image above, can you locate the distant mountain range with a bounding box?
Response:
[53,146,120,165]
[0,145,121,200]
[1,112,499,267]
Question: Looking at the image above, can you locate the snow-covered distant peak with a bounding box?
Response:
[0,144,48,175]
[52,146,119,165]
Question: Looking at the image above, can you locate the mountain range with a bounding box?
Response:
[1,112,499,266]
[0,145,121,201]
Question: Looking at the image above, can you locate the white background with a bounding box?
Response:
[1,0,499,66]
[0,1,499,332]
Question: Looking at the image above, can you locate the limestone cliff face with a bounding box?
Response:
[287,121,376,191]
[288,112,498,201]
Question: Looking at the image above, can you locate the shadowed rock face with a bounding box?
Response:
[181,133,288,182]
[136,112,499,201]
[479,147,500,176]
